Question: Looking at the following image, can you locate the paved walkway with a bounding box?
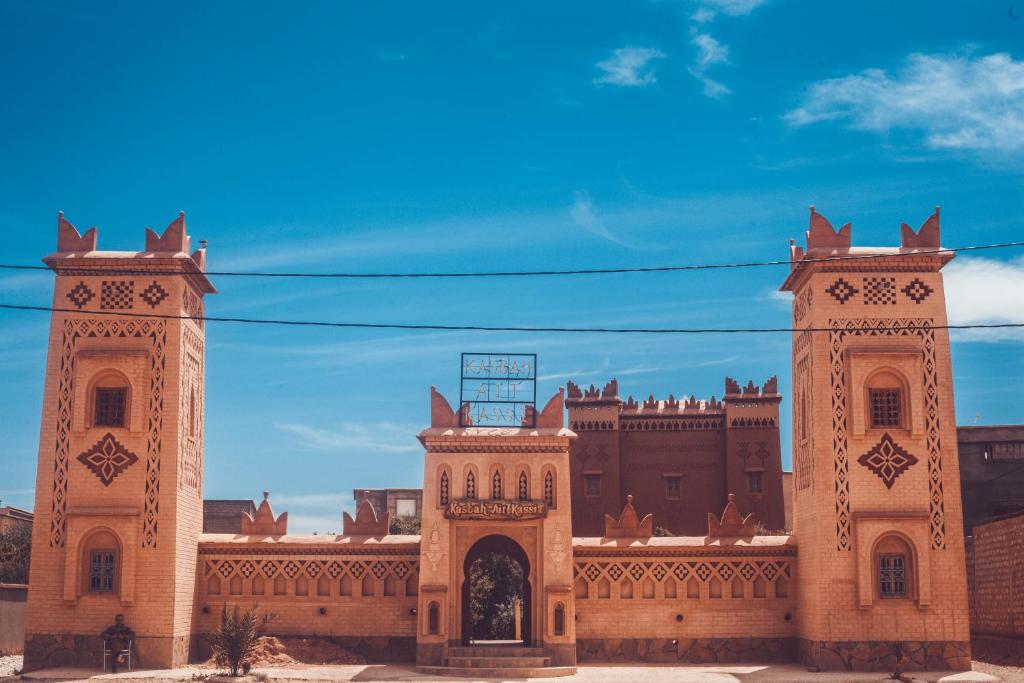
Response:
[3,663,1006,683]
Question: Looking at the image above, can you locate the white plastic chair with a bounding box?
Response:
[102,638,132,671]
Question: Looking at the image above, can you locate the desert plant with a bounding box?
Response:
[207,605,273,676]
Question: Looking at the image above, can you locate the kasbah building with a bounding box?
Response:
[21,205,973,676]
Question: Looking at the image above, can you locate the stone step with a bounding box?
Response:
[444,655,552,668]
[416,665,577,678]
[447,645,546,657]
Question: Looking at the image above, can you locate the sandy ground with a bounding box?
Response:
[3,659,1023,683]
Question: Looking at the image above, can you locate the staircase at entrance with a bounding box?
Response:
[415,644,577,678]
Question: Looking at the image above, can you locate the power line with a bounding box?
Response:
[1,240,1022,279]
[2,303,1022,335]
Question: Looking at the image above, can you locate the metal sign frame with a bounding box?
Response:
[459,352,537,428]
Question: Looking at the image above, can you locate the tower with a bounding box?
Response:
[782,208,970,670]
[23,213,215,669]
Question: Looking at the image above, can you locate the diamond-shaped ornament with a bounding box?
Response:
[76,432,139,486]
[857,432,919,489]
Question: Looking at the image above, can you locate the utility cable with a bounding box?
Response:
[0,241,1021,279]
[2,303,1022,335]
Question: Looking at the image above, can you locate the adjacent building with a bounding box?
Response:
[566,377,787,536]
[957,425,1024,534]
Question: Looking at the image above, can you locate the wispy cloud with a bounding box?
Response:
[594,47,666,87]
[691,0,769,23]
[787,52,1024,163]
[944,256,1024,342]
[684,2,767,98]
[273,421,421,453]
[569,191,634,247]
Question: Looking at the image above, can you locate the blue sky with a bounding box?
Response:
[1,0,1023,532]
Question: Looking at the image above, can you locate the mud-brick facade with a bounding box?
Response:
[566,377,786,536]
[22,207,972,674]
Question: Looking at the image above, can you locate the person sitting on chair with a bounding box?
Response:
[101,614,135,673]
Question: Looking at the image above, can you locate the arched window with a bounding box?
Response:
[518,471,529,501]
[492,469,502,499]
[874,534,916,599]
[428,602,440,635]
[543,469,555,508]
[80,528,121,596]
[89,371,130,428]
[554,602,565,636]
[439,469,450,507]
[466,470,476,499]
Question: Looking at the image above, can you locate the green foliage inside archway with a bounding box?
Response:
[468,552,524,641]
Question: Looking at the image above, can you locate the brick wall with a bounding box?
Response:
[572,543,797,643]
[195,541,421,641]
[967,512,1024,637]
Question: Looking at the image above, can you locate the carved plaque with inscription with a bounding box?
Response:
[445,499,547,520]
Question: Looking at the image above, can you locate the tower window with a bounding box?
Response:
[89,550,116,593]
[747,471,763,494]
[518,471,529,500]
[94,387,127,427]
[665,476,682,499]
[439,470,450,507]
[584,474,602,498]
[544,470,555,508]
[879,555,906,597]
[870,389,902,428]
[466,471,476,499]
[492,470,502,499]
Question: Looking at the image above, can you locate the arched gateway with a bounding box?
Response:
[414,383,577,675]
[461,534,531,645]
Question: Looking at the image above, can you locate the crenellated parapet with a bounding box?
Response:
[782,206,951,294]
[567,375,786,433]
[44,211,216,296]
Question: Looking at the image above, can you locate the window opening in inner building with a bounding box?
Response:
[665,476,682,499]
[747,471,763,494]
[879,555,906,597]
[89,550,116,593]
[869,388,902,428]
[584,474,602,498]
[94,387,127,428]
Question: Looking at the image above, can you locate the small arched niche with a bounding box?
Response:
[79,527,123,597]
[873,533,917,601]
[87,370,132,429]
[863,368,911,431]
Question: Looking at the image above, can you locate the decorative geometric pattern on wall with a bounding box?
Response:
[76,432,139,486]
[66,282,95,309]
[829,318,945,550]
[182,287,204,329]
[201,555,420,599]
[139,281,169,308]
[794,354,813,492]
[51,318,166,548]
[826,278,859,304]
[857,432,919,489]
[100,280,134,309]
[901,278,934,304]
[573,557,793,601]
[862,277,897,305]
[179,325,205,491]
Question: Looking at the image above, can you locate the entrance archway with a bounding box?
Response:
[461,534,531,645]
